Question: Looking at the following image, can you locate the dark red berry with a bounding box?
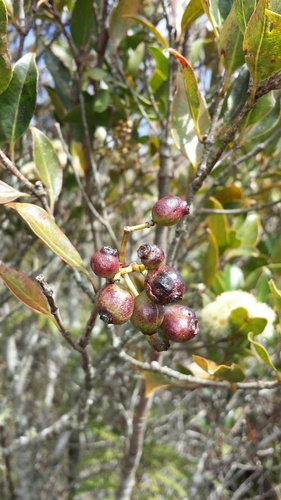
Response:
[130,290,164,334]
[137,243,165,270]
[90,246,120,279]
[97,283,134,324]
[144,265,185,305]
[152,195,190,226]
[161,305,199,343]
[146,331,170,352]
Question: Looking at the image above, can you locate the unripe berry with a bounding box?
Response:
[90,247,120,279]
[144,265,185,305]
[161,305,199,343]
[130,291,164,334]
[97,283,134,324]
[137,243,165,270]
[146,331,170,352]
[152,195,190,226]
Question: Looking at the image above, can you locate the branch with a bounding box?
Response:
[0,150,51,214]
[118,350,281,391]
[198,198,281,215]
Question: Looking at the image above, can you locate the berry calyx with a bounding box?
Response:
[97,283,134,324]
[161,305,199,343]
[137,243,165,270]
[144,265,185,305]
[90,247,120,279]
[130,290,165,334]
[146,331,170,352]
[152,195,190,226]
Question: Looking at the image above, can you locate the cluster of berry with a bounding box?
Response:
[90,196,199,351]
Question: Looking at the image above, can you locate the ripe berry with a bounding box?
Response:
[161,305,199,343]
[137,243,165,270]
[146,331,170,352]
[144,265,185,305]
[152,195,190,226]
[97,283,134,324]
[90,247,120,279]
[130,290,164,334]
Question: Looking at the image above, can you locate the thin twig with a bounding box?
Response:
[197,198,281,215]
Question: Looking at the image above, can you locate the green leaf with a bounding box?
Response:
[245,93,275,126]
[193,355,245,382]
[234,0,257,34]
[244,2,281,94]
[6,203,86,271]
[0,53,38,143]
[202,228,219,286]
[245,96,281,141]
[123,15,168,49]
[30,127,63,214]
[0,0,12,95]
[0,265,57,325]
[236,213,261,247]
[171,71,210,167]
[93,89,111,113]
[109,0,140,51]
[168,48,204,141]
[248,332,280,378]
[229,307,267,336]
[70,0,96,48]
[45,86,66,121]
[268,279,281,324]
[272,236,281,264]
[0,180,30,204]
[200,0,220,39]
[44,48,73,109]
[206,197,229,253]
[181,0,204,35]
[218,2,245,93]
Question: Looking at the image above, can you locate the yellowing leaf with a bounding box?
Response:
[168,48,203,141]
[206,197,229,252]
[0,265,57,325]
[143,371,172,397]
[6,203,86,271]
[268,279,281,324]
[0,180,30,204]
[181,0,204,35]
[202,228,219,286]
[193,355,245,382]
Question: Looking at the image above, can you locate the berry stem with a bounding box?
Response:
[119,220,155,263]
[122,273,139,297]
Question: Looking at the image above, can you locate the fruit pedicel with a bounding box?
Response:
[90,195,199,352]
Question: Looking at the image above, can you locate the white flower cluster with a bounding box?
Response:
[201,291,276,338]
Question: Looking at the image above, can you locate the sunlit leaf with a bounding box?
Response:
[109,0,139,51]
[218,2,245,93]
[31,127,63,214]
[244,2,281,96]
[200,0,220,39]
[171,72,210,167]
[0,0,12,95]
[234,0,256,34]
[248,332,280,378]
[229,307,267,336]
[6,203,86,271]
[236,213,261,247]
[202,228,219,286]
[0,53,38,143]
[123,14,168,48]
[215,185,244,205]
[143,371,172,397]
[0,180,30,204]
[193,355,245,382]
[0,265,57,325]
[181,0,204,35]
[168,49,204,141]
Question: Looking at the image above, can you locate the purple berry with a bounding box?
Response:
[161,305,199,343]
[97,283,134,324]
[146,331,170,352]
[130,290,165,334]
[152,195,190,226]
[144,265,185,305]
[90,247,120,279]
[137,243,165,270]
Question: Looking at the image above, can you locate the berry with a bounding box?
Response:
[137,243,165,270]
[144,265,185,305]
[90,247,120,279]
[146,331,170,352]
[161,305,199,343]
[97,283,134,324]
[130,290,164,334]
[152,195,190,226]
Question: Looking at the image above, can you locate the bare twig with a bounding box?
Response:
[197,198,281,215]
